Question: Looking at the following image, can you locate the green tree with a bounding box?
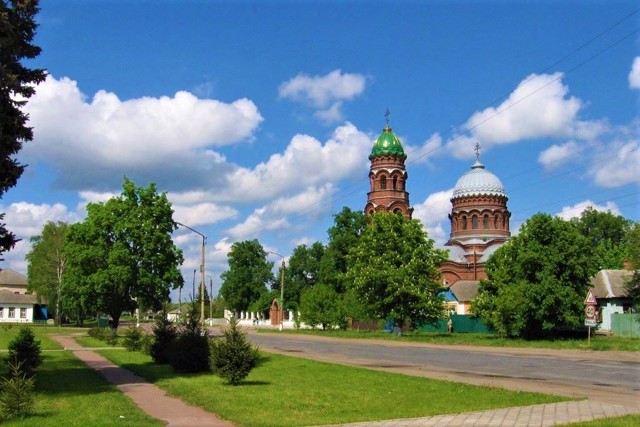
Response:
[344,212,447,330]
[60,222,97,325]
[0,0,46,258]
[25,221,68,325]
[570,207,633,270]
[63,178,184,329]
[298,284,345,330]
[220,240,274,312]
[624,223,640,306]
[472,213,594,338]
[319,207,367,293]
[275,242,324,310]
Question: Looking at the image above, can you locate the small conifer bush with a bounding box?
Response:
[6,327,42,378]
[210,318,260,385]
[123,326,146,351]
[169,303,210,373]
[0,359,35,419]
[150,306,177,364]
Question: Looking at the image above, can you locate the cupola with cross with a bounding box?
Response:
[440,143,511,285]
[364,110,412,219]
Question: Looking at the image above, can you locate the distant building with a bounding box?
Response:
[440,145,511,287]
[0,268,29,294]
[590,269,633,331]
[0,269,48,323]
[361,119,511,314]
[364,118,412,219]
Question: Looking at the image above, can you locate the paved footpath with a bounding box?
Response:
[320,400,639,426]
[52,336,235,427]
[53,333,638,426]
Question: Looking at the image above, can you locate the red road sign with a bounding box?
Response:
[584,289,597,305]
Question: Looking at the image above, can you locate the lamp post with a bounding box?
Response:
[176,222,207,325]
[268,251,286,331]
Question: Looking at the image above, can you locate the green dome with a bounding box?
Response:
[370,125,406,159]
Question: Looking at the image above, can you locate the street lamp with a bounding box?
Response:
[268,251,286,331]
[176,221,207,325]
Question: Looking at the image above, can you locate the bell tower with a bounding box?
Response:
[364,111,412,219]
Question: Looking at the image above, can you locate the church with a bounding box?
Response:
[364,118,511,313]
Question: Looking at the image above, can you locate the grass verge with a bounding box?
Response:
[99,348,569,427]
[269,329,640,351]
[0,349,162,426]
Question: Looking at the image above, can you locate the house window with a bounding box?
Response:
[0,307,3,318]
[20,308,27,319]
[472,215,478,230]
[380,176,387,189]
[8,307,15,318]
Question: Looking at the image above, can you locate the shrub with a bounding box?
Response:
[210,318,260,385]
[87,327,119,345]
[169,304,210,373]
[123,326,146,352]
[6,327,42,378]
[150,306,177,364]
[0,359,35,419]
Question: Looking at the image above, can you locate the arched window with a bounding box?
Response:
[380,176,387,190]
[483,214,490,229]
[462,216,467,230]
[494,215,499,229]
[393,176,398,190]
[472,215,478,230]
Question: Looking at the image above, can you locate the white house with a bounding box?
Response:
[0,290,40,323]
[590,269,633,331]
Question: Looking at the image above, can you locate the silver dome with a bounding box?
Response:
[452,160,506,199]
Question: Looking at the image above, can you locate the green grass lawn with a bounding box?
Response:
[272,329,640,351]
[98,348,568,427]
[0,335,162,426]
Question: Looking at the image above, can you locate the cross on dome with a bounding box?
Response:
[474,142,481,161]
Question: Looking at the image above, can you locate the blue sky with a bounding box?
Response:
[2,1,639,300]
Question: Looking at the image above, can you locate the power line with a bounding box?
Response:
[228,12,640,240]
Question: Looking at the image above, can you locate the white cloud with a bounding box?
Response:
[279,70,366,108]
[556,200,621,221]
[447,73,606,158]
[412,189,454,246]
[227,207,289,240]
[538,141,580,171]
[222,122,370,202]
[172,203,238,227]
[629,57,640,89]
[0,202,81,273]
[279,70,367,123]
[23,75,262,191]
[590,140,640,188]
[314,101,344,124]
[226,184,334,240]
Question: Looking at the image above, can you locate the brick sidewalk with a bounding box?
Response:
[52,336,235,427]
[319,400,639,426]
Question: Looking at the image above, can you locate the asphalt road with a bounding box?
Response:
[245,331,640,409]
